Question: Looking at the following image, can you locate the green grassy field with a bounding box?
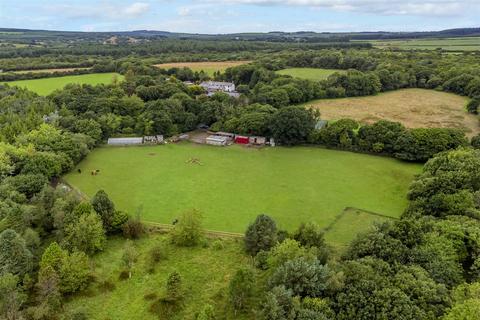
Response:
[64,143,421,246]
[2,72,123,95]
[63,235,254,320]
[358,37,480,51]
[153,61,251,76]
[276,68,343,81]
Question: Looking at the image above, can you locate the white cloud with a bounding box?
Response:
[41,2,150,20]
[124,2,150,17]
[214,0,477,17]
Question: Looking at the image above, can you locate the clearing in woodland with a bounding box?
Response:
[304,88,477,137]
[153,61,251,76]
[64,143,421,247]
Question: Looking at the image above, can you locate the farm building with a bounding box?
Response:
[108,137,143,146]
[200,81,236,92]
[249,136,266,145]
[235,136,249,144]
[206,135,229,146]
[144,135,164,144]
[215,132,235,140]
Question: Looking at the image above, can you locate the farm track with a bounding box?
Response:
[145,221,244,239]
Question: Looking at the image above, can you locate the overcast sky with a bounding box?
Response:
[0,0,478,34]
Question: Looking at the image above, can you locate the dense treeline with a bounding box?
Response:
[240,148,480,319]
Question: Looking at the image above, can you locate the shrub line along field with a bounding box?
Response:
[153,61,251,76]
[276,67,345,81]
[304,88,478,137]
[1,72,123,95]
[65,143,421,247]
[356,36,480,51]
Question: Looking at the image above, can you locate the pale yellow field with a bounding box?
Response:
[305,89,478,137]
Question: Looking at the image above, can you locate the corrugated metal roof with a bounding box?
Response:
[108,137,143,145]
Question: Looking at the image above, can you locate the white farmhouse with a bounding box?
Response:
[200,81,236,93]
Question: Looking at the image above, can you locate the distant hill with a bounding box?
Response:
[0,27,479,44]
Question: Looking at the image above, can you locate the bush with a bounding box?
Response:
[229,268,256,314]
[244,214,277,256]
[197,304,216,320]
[254,250,269,270]
[472,134,480,149]
[170,209,203,247]
[212,240,225,250]
[123,215,145,239]
[166,271,183,301]
[293,222,326,249]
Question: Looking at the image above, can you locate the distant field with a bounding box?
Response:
[64,143,420,247]
[276,68,344,81]
[359,37,480,51]
[12,67,91,74]
[63,234,253,320]
[153,61,251,76]
[304,88,478,137]
[2,72,123,95]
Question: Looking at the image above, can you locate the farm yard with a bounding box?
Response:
[276,68,344,81]
[64,143,421,247]
[304,88,478,137]
[62,234,253,320]
[2,72,123,95]
[153,61,251,76]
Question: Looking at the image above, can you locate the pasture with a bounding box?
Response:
[153,61,251,76]
[12,67,91,74]
[305,88,478,137]
[276,68,343,81]
[63,235,253,320]
[64,143,421,247]
[359,37,480,51]
[2,72,123,95]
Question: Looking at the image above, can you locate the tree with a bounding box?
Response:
[293,222,326,249]
[267,239,315,270]
[59,251,90,294]
[0,273,26,320]
[0,229,33,277]
[34,266,62,317]
[229,268,256,314]
[268,257,331,298]
[63,212,106,255]
[91,190,115,230]
[269,107,316,145]
[171,209,203,247]
[122,240,139,279]
[245,214,278,256]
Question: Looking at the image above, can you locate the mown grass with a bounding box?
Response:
[276,68,344,81]
[63,234,256,320]
[2,72,124,95]
[64,143,421,246]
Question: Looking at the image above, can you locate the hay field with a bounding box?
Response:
[276,68,344,81]
[305,89,478,137]
[153,61,251,76]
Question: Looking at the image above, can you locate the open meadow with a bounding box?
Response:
[304,88,478,137]
[358,37,480,51]
[63,234,254,320]
[153,61,251,76]
[2,72,123,95]
[64,143,421,247]
[276,68,344,81]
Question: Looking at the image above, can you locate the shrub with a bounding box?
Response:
[97,279,116,292]
[472,134,480,149]
[197,304,216,320]
[229,268,256,314]
[244,214,277,256]
[122,240,139,279]
[254,250,269,270]
[123,215,145,239]
[166,271,183,301]
[212,240,224,250]
[170,209,203,247]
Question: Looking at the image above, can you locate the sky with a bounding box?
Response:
[0,0,479,34]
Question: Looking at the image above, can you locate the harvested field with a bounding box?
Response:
[304,89,478,137]
[153,61,251,76]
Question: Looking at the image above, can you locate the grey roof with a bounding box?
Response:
[108,137,143,145]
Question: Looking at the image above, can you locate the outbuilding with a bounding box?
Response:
[206,135,228,146]
[249,136,266,145]
[235,136,249,144]
[107,137,143,146]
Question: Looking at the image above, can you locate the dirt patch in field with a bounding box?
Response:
[306,88,479,137]
[153,61,251,70]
